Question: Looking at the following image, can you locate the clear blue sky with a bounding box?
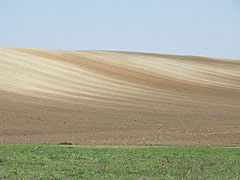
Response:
[0,0,239,59]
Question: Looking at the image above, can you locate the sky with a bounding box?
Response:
[0,0,239,59]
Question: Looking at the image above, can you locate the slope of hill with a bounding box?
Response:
[0,47,239,145]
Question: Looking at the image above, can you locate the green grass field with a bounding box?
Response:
[0,144,239,180]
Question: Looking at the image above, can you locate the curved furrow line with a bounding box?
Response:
[0,47,240,146]
[75,51,240,90]
[0,53,171,104]
[1,47,239,106]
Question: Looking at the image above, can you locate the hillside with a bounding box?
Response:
[0,47,239,145]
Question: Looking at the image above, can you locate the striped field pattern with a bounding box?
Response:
[0,47,239,146]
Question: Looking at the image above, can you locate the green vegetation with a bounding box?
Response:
[0,144,239,180]
[57,142,73,145]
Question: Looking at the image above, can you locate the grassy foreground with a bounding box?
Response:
[0,144,239,180]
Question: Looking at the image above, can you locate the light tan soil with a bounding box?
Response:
[0,47,239,146]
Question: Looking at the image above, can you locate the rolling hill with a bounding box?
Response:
[0,47,239,146]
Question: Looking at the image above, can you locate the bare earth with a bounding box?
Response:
[0,47,239,146]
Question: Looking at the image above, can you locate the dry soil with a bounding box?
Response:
[0,47,239,146]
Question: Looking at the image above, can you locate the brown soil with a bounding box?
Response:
[0,47,239,146]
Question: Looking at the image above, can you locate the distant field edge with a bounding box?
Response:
[0,142,240,148]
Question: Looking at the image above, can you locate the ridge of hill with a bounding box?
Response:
[0,47,239,146]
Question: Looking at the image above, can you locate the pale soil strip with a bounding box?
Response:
[0,47,239,146]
